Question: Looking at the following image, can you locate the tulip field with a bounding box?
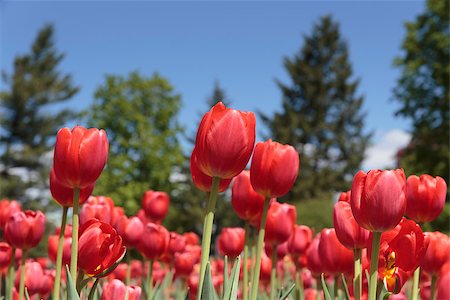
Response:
[0,102,449,300]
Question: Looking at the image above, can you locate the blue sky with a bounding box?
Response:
[1,1,424,169]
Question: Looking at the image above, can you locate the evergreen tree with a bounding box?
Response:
[86,72,184,217]
[394,0,449,183]
[261,16,371,201]
[0,24,79,201]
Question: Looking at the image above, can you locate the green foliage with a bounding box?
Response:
[0,24,79,202]
[86,71,184,215]
[261,16,371,202]
[295,197,334,233]
[394,0,449,183]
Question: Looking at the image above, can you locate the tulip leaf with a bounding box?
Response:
[152,270,173,300]
[340,274,351,300]
[223,256,240,300]
[65,266,80,300]
[321,273,332,300]
[201,262,218,300]
[278,283,295,300]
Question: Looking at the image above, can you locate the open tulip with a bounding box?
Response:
[4,210,45,250]
[217,227,245,259]
[142,190,170,223]
[0,199,22,230]
[79,195,115,225]
[190,148,232,192]
[50,168,94,207]
[194,102,256,179]
[406,174,447,223]
[250,140,299,198]
[78,219,126,278]
[231,170,266,222]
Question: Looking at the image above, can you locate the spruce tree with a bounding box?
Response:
[261,16,371,201]
[0,24,79,201]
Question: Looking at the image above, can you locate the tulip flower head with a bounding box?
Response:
[142,190,170,223]
[4,210,46,250]
[116,216,144,249]
[287,224,313,257]
[264,201,297,246]
[217,227,245,259]
[319,228,354,276]
[420,231,450,275]
[231,170,266,222]
[0,242,12,269]
[102,279,142,300]
[138,222,170,260]
[79,195,115,225]
[0,199,22,230]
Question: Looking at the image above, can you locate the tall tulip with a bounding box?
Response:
[142,190,170,223]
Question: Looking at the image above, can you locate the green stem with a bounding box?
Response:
[147,259,154,300]
[196,176,220,299]
[249,231,257,296]
[223,255,229,298]
[249,197,270,300]
[270,244,277,300]
[6,247,15,300]
[430,275,437,300]
[368,232,382,300]
[316,276,322,300]
[126,251,132,286]
[294,260,304,300]
[353,248,362,300]
[333,275,339,299]
[70,188,80,283]
[53,206,69,300]
[411,267,420,300]
[18,249,28,300]
[243,222,250,300]
[87,277,100,300]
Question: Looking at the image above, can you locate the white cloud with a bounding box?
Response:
[362,129,411,171]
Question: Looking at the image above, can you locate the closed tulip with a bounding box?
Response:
[0,199,21,230]
[406,174,447,223]
[138,222,170,260]
[190,148,232,192]
[142,190,170,223]
[264,201,297,246]
[217,227,245,259]
[14,260,46,297]
[351,169,406,232]
[116,216,144,249]
[53,126,108,189]
[231,170,266,222]
[250,140,299,198]
[79,195,115,225]
[420,231,450,275]
[174,251,196,277]
[4,210,45,249]
[194,102,256,179]
[0,242,12,269]
[48,225,72,266]
[319,228,354,275]
[78,219,126,278]
[50,167,94,207]
[102,279,141,300]
[287,224,313,257]
[334,197,370,249]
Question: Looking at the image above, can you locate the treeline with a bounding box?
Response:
[1,0,448,234]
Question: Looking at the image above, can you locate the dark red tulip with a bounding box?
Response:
[406,174,447,223]
[79,195,115,225]
[250,140,299,198]
[190,148,232,192]
[14,260,46,297]
[116,216,144,249]
[78,219,126,278]
[0,199,21,230]
[231,170,266,222]
[351,169,406,232]
[306,234,323,276]
[102,279,142,300]
[420,231,450,275]
[4,210,45,249]
[53,126,108,189]
[0,242,12,269]
[287,224,313,257]
[184,232,199,245]
[333,199,370,249]
[138,222,170,260]
[217,227,245,259]
[142,190,170,223]
[50,167,94,207]
[174,251,196,277]
[194,102,256,179]
[319,228,354,275]
[264,201,297,246]
[48,225,72,266]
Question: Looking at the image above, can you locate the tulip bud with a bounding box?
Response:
[138,223,170,260]
[217,227,245,259]
[190,148,232,192]
[0,199,22,230]
[184,232,199,245]
[174,251,196,277]
[14,260,46,297]
[264,201,297,246]
[4,210,46,250]
[142,190,170,223]
[194,102,256,179]
[231,170,265,222]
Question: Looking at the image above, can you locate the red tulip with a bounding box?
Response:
[250,140,299,198]
[79,195,115,225]
[137,208,151,225]
[0,199,21,230]
[109,260,143,282]
[217,227,245,259]
[53,126,108,189]
[264,201,297,246]
[184,232,199,245]
[190,148,232,192]
[102,279,142,300]
[174,251,196,277]
[260,252,272,282]
[0,242,12,269]
[333,198,370,249]
[319,228,354,275]
[48,225,72,266]
[194,102,256,179]
[50,167,94,207]
[142,190,170,223]
[437,270,450,300]
[78,219,126,278]
[14,260,46,297]
[351,169,406,232]
[4,210,45,249]
[168,232,187,256]
[111,206,126,230]
[420,231,450,275]
[287,225,313,257]
[406,174,447,223]
[185,244,202,263]
[338,190,351,202]
[306,234,323,276]
[231,170,266,222]
[138,222,170,260]
[265,241,289,260]
[116,216,144,249]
